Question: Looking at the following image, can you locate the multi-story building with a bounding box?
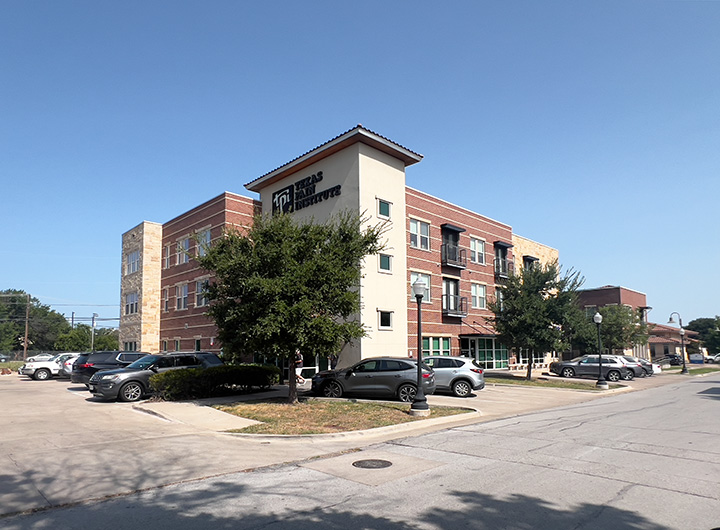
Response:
[119,126,558,371]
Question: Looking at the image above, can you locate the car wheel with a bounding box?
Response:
[561,367,575,378]
[623,370,634,381]
[397,383,417,403]
[34,369,51,381]
[607,370,621,382]
[452,379,472,398]
[322,381,343,399]
[119,382,144,402]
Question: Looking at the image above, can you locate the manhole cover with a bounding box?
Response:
[352,459,393,469]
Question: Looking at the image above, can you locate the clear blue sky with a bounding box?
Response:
[2,1,718,330]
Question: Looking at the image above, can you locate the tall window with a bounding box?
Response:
[410,272,431,302]
[196,279,209,307]
[176,284,188,310]
[410,219,430,250]
[163,245,172,269]
[195,339,202,352]
[175,339,181,351]
[470,238,485,264]
[471,284,487,309]
[197,229,211,257]
[177,237,190,264]
[125,250,140,275]
[125,292,139,315]
[163,288,169,312]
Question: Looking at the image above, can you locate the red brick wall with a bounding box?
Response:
[159,192,258,354]
[405,187,513,355]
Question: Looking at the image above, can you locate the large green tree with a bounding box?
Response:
[196,211,385,403]
[0,289,70,353]
[54,324,119,351]
[686,317,720,355]
[488,262,584,380]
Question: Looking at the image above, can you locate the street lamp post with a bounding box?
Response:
[594,312,608,390]
[668,312,688,374]
[91,313,98,352]
[410,278,430,417]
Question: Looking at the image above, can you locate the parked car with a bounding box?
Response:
[423,356,484,397]
[549,355,629,382]
[617,356,645,380]
[312,357,435,402]
[56,353,82,377]
[707,353,720,364]
[18,354,65,380]
[664,354,683,366]
[88,352,223,402]
[0,353,10,363]
[622,355,657,376]
[71,351,149,387]
[26,353,55,363]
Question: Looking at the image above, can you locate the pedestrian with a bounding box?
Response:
[329,353,338,370]
[295,349,305,384]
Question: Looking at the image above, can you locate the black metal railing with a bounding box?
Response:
[494,258,514,278]
[442,294,468,317]
[441,244,467,269]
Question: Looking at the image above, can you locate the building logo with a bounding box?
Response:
[272,185,295,214]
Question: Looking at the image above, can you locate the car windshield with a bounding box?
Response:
[126,355,161,370]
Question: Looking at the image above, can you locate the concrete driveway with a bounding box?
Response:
[0,370,682,517]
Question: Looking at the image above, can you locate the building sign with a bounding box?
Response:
[272,171,341,214]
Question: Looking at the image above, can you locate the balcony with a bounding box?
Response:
[441,244,467,269]
[442,294,468,317]
[494,258,514,279]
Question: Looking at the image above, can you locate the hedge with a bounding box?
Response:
[149,363,280,401]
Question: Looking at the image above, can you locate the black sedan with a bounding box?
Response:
[549,355,630,382]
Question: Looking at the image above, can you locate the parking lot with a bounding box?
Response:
[1,369,681,517]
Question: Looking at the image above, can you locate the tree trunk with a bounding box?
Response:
[526,349,533,380]
[288,359,299,404]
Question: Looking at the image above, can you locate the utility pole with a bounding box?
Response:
[23,294,30,360]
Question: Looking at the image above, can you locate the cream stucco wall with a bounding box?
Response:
[512,234,559,267]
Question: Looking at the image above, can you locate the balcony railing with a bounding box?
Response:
[441,244,467,269]
[494,258,514,278]
[442,294,468,317]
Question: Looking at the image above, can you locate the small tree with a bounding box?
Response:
[597,305,648,355]
[488,262,584,380]
[686,317,720,355]
[197,211,384,403]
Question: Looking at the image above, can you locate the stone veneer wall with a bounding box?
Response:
[119,221,163,353]
[511,234,559,267]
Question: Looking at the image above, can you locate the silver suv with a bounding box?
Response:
[423,356,485,397]
[88,352,223,402]
[550,355,629,382]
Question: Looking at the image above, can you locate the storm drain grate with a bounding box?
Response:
[352,459,393,469]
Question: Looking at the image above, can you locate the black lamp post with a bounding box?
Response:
[668,312,688,374]
[594,312,608,390]
[410,278,430,416]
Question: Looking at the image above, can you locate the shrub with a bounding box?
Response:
[149,363,280,401]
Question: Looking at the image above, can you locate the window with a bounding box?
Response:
[471,284,487,309]
[379,254,392,272]
[470,238,485,264]
[195,339,202,352]
[163,289,169,312]
[378,199,391,219]
[176,284,188,310]
[125,250,140,275]
[175,339,181,351]
[410,272,431,302]
[177,237,190,264]
[125,292,138,315]
[162,340,168,352]
[196,279,209,307]
[123,341,138,352]
[197,229,211,257]
[422,337,451,356]
[163,245,172,269]
[410,219,430,250]
[379,310,393,329]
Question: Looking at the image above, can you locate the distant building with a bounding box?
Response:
[647,323,699,362]
[119,126,557,372]
[576,285,651,359]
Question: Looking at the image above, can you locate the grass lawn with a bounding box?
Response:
[663,365,720,376]
[485,373,623,390]
[215,398,472,435]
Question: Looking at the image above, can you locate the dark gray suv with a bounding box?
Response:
[88,352,223,402]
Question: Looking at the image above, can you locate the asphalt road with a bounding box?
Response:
[2,371,718,529]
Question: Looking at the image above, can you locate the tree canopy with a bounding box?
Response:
[595,304,648,354]
[0,289,70,352]
[54,324,119,351]
[488,262,584,379]
[687,316,720,355]
[196,211,385,402]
